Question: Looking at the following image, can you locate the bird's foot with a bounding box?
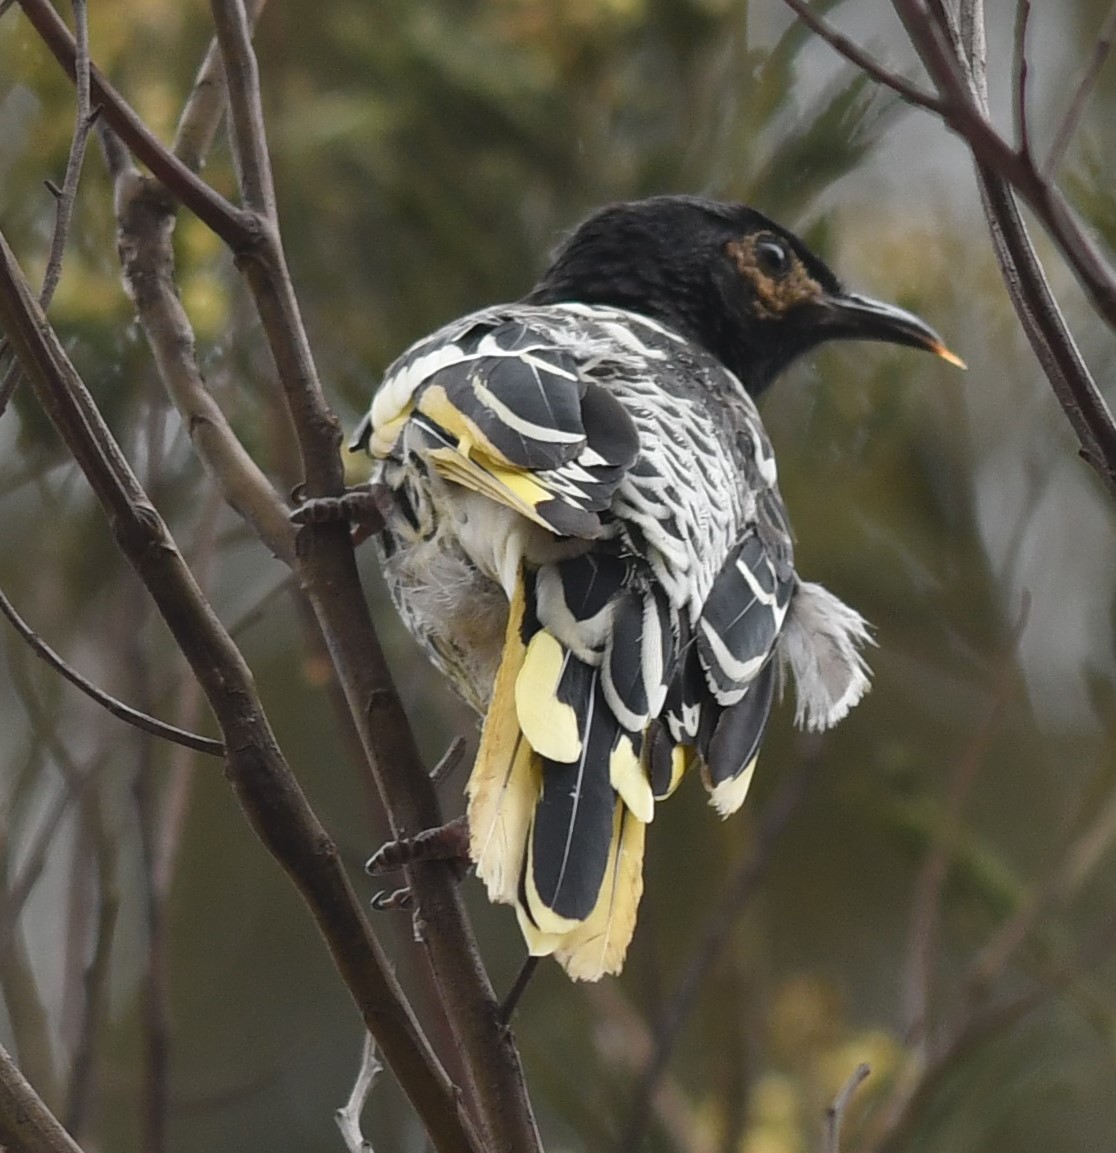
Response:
[365,816,471,911]
[290,482,393,545]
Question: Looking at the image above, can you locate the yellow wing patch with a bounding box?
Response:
[426,445,560,535]
[418,384,520,469]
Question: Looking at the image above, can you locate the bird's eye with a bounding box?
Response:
[755,237,790,278]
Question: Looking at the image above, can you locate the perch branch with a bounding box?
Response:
[173,0,268,172]
[21,3,540,1144]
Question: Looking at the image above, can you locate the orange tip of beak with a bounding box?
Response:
[932,342,967,370]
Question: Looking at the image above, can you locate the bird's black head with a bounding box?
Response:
[526,195,962,395]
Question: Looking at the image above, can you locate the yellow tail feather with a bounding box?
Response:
[554,802,646,981]
[516,799,647,980]
[467,571,541,905]
[516,631,582,762]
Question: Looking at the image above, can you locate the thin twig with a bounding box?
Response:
[110,164,296,560]
[778,0,946,113]
[1011,0,1032,158]
[1044,0,1116,177]
[39,0,94,309]
[781,0,1116,345]
[0,0,96,418]
[336,1033,383,1153]
[207,0,276,218]
[825,1063,871,1153]
[894,0,1116,334]
[64,793,118,1140]
[0,580,224,757]
[884,0,1116,498]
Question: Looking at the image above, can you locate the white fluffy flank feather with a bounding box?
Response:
[778,580,874,732]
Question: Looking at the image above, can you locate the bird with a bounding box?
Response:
[350,195,962,982]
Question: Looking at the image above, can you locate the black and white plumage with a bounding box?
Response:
[352,196,961,980]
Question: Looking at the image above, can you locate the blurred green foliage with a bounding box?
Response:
[2,2,1116,1153]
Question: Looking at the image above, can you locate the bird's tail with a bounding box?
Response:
[778,579,873,732]
[467,567,647,981]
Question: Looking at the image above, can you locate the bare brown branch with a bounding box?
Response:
[39,0,94,309]
[892,0,1116,333]
[0,0,96,416]
[781,0,1116,349]
[1011,0,1032,157]
[208,0,276,217]
[786,0,1116,494]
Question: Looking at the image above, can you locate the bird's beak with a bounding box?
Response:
[814,291,966,368]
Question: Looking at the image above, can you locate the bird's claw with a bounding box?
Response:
[369,886,414,912]
[365,816,470,887]
[290,483,392,544]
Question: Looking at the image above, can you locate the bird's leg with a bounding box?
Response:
[290,481,393,545]
[499,957,540,1025]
